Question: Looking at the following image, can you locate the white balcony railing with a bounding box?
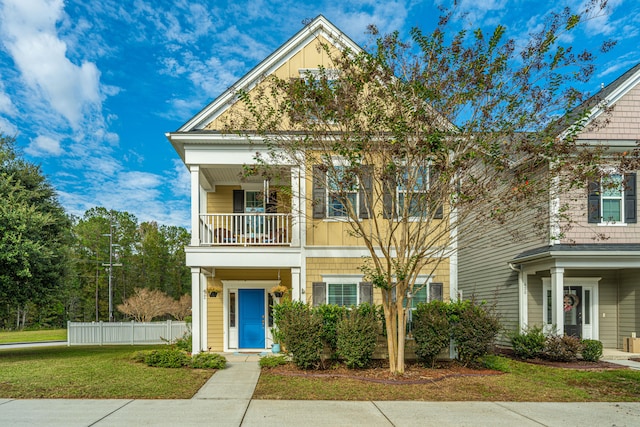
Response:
[200,213,292,246]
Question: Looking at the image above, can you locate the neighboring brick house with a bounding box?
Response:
[459,63,640,350]
[166,16,455,354]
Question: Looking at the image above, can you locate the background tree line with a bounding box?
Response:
[0,134,191,330]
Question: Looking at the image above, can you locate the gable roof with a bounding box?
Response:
[177,15,361,133]
[560,62,640,142]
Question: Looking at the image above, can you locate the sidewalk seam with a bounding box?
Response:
[87,399,134,426]
[494,402,548,426]
[371,401,396,426]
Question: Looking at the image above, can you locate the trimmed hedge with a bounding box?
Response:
[510,325,546,360]
[412,300,451,367]
[336,304,379,369]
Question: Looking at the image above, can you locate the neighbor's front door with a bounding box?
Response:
[564,286,582,338]
[238,289,265,348]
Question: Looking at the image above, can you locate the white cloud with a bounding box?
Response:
[0,88,16,116]
[0,116,18,136]
[0,0,103,129]
[25,135,63,157]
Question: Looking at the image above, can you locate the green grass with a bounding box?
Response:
[0,346,213,398]
[0,329,67,344]
[254,356,640,401]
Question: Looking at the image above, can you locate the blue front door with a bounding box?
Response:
[238,289,265,348]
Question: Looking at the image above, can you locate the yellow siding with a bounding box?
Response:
[205,36,336,131]
[305,257,450,305]
[207,185,241,213]
[206,276,224,352]
[206,269,292,351]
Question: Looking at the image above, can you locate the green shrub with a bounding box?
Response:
[144,348,190,368]
[336,304,379,369]
[450,299,501,366]
[275,301,324,369]
[190,353,226,369]
[174,330,192,352]
[412,300,451,367]
[259,355,289,368]
[542,334,583,362]
[131,350,152,363]
[314,304,348,355]
[510,325,546,359]
[581,339,603,362]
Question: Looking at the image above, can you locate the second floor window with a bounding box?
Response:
[601,174,623,222]
[397,166,429,217]
[327,165,358,218]
[588,173,636,224]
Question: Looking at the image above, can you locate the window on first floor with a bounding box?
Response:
[312,279,373,307]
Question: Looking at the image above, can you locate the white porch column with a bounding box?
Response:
[551,266,565,335]
[291,166,303,247]
[518,269,528,333]
[190,165,200,246]
[291,267,301,301]
[191,267,203,354]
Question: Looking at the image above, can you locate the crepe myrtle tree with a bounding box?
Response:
[229,2,628,373]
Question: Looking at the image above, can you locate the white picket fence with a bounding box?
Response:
[67,320,189,346]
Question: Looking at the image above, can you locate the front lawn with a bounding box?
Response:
[253,356,640,401]
[0,329,67,344]
[0,346,212,398]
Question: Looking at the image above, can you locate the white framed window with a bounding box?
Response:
[328,283,358,306]
[601,174,623,222]
[312,276,373,307]
[588,172,636,225]
[327,164,359,218]
[397,165,429,217]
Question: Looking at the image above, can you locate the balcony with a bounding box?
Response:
[200,213,292,246]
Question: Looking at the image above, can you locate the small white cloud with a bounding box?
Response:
[0,89,16,116]
[25,134,63,157]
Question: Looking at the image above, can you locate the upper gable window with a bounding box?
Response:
[588,173,636,224]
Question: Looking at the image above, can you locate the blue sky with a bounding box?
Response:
[0,0,638,229]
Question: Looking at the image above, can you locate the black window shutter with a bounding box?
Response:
[429,166,443,219]
[359,282,373,304]
[383,177,395,219]
[587,181,600,223]
[359,166,373,219]
[429,282,443,302]
[233,190,244,213]
[625,173,637,223]
[312,282,326,306]
[312,165,326,219]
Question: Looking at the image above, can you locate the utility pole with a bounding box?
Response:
[102,224,122,322]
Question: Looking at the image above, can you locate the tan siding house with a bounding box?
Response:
[459,62,640,350]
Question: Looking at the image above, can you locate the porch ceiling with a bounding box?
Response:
[201,166,290,188]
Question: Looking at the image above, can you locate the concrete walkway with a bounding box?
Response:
[2,352,640,426]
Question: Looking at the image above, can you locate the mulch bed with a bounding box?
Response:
[264,356,627,385]
[264,360,503,384]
